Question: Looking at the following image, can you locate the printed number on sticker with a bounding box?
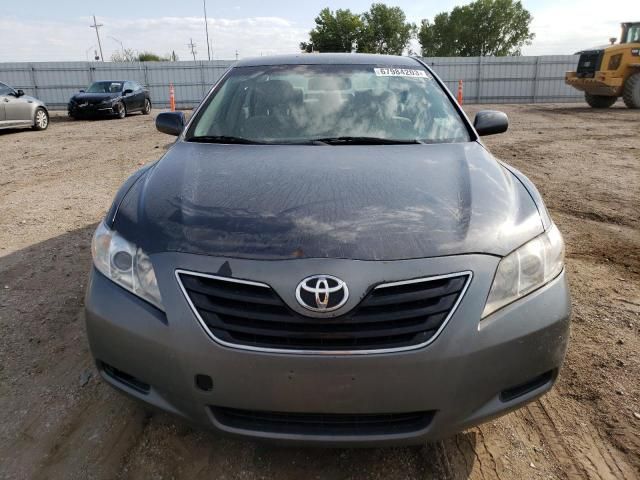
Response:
[374,68,429,78]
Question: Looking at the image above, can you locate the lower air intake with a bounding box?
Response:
[211,407,435,436]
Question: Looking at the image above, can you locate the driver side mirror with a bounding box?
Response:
[156,111,185,136]
[123,89,133,95]
[16,89,24,97]
[473,110,509,136]
[79,89,85,93]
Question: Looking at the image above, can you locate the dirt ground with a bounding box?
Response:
[0,103,638,480]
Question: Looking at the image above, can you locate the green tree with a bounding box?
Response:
[300,8,362,53]
[357,4,415,55]
[137,51,165,62]
[418,0,534,57]
[111,50,177,62]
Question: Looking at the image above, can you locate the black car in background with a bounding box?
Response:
[68,80,151,119]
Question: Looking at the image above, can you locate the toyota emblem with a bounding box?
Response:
[295,275,349,312]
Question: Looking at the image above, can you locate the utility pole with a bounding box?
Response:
[203,0,211,61]
[90,15,104,62]
[187,38,197,61]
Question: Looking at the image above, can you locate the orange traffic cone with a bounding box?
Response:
[169,83,176,112]
[457,80,463,105]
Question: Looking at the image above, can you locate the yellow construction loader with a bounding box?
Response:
[565,22,640,108]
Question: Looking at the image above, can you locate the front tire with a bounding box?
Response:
[142,98,151,115]
[622,72,640,109]
[584,93,617,109]
[32,108,49,130]
[115,101,126,119]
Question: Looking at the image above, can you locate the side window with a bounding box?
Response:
[0,82,13,96]
[193,80,232,137]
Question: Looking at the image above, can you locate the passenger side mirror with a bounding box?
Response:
[16,89,24,97]
[473,110,509,136]
[123,89,133,95]
[156,111,185,136]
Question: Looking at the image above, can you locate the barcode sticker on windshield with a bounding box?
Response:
[374,68,430,78]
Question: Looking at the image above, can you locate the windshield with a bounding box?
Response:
[624,25,640,44]
[186,64,470,144]
[0,82,14,96]
[86,81,123,93]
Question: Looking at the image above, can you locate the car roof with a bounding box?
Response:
[234,53,424,68]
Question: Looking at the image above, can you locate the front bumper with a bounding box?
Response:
[68,103,117,117]
[85,253,571,446]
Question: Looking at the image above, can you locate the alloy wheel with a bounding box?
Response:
[34,109,48,130]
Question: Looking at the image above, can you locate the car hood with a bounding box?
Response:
[71,92,119,102]
[112,141,544,260]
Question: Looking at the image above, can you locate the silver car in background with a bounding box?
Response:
[0,82,49,131]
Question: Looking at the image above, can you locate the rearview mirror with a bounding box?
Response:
[473,110,509,136]
[16,89,24,97]
[79,89,85,93]
[156,111,185,136]
[123,89,133,95]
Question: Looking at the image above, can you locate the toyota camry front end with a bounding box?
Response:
[84,53,571,446]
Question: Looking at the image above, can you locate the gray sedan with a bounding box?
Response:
[0,82,49,131]
[85,53,570,446]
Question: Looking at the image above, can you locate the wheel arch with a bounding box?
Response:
[32,104,49,125]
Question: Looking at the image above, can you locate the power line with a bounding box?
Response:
[203,0,211,61]
[90,15,104,62]
[109,35,125,56]
[187,38,197,61]
[85,45,96,61]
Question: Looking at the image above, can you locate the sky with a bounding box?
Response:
[0,0,634,62]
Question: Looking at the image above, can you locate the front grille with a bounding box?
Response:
[178,270,470,352]
[576,50,603,78]
[211,407,435,435]
[100,361,150,394]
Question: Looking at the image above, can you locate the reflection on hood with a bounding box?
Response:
[112,141,544,261]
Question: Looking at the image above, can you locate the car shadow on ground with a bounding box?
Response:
[522,104,634,114]
[0,225,477,479]
[0,127,36,135]
[56,114,145,123]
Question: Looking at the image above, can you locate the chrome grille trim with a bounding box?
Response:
[175,268,473,355]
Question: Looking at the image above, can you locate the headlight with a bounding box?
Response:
[91,222,164,310]
[482,224,564,318]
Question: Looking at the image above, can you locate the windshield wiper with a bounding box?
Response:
[187,135,424,145]
[187,135,264,145]
[310,136,424,145]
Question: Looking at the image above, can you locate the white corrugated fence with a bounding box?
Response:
[0,56,582,110]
